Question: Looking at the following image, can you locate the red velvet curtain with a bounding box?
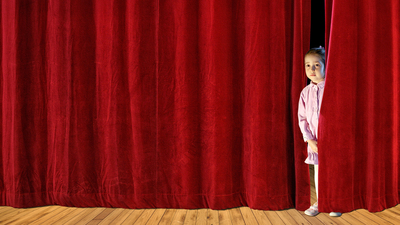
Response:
[319,0,400,212]
[0,0,312,210]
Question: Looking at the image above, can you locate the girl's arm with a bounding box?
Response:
[298,92,315,142]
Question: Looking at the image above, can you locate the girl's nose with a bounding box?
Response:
[311,65,316,71]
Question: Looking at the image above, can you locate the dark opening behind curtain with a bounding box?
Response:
[319,0,400,212]
[0,0,311,210]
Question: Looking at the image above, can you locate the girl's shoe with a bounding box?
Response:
[304,204,319,216]
[329,212,342,217]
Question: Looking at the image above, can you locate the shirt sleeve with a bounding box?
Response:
[298,91,315,142]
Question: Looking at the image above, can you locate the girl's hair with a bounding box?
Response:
[305,47,325,66]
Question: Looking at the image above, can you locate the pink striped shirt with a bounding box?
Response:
[298,80,325,165]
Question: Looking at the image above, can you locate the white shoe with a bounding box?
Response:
[329,212,342,217]
[304,204,319,216]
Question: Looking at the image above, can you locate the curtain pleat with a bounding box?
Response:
[1,0,311,210]
[319,0,400,213]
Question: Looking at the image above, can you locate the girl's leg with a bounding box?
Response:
[305,165,320,216]
[313,164,341,217]
[314,164,318,199]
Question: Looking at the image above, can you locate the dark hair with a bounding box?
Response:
[305,47,325,66]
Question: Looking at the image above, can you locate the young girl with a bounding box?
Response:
[298,47,341,217]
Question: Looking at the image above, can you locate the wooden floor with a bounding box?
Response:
[1,204,400,225]
[0,166,399,224]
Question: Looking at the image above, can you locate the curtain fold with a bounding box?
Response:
[319,0,400,213]
[1,0,311,210]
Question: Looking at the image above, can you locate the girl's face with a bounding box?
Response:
[304,54,325,84]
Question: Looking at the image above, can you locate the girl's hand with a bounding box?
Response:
[307,140,318,153]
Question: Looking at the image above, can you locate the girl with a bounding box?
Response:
[298,47,341,217]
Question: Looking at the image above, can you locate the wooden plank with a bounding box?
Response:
[87,219,101,225]
[0,206,15,217]
[130,208,155,225]
[93,207,115,220]
[207,209,219,225]
[0,208,30,223]
[158,209,177,225]
[239,207,258,225]
[301,213,324,225]
[354,209,392,224]
[316,213,351,225]
[286,208,312,225]
[183,209,197,225]
[196,208,208,225]
[218,209,233,225]
[47,207,86,224]
[339,212,364,225]
[388,206,400,215]
[276,210,300,225]
[97,208,126,225]
[264,210,285,224]
[252,209,271,225]
[145,208,166,225]
[347,210,379,225]
[229,207,245,225]
[120,209,145,225]
[1,206,57,224]
[376,209,400,224]
[310,197,317,204]
[87,208,117,225]
[310,190,317,203]
[102,208,134,225]
[29,206,73,225]
[63,207,105,225]
[171,209,188,225]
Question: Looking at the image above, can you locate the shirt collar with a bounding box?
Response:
[310,80,325,89]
